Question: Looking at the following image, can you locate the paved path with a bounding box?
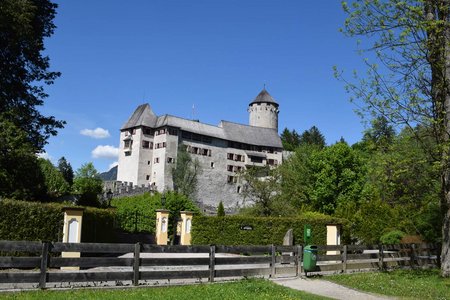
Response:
[272,277,396,300]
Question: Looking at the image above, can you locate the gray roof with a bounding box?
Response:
[121,103,282,149]
[121,104,158,130]
[249,89,279,107]
[220,121,282,148]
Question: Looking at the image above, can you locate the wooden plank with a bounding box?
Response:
[0,240,42,252]
[39,242,49,289]
[314,264,342,272]
[141,244,210,253]
[347,253,379,260]
[49,257,133,268]
[0,272,40,283]
[316,245,343,251]
[275,246,295,252]
[47,271,133,283]
[141,257,209,266]
[140,270,209,280]
[0,257,41,268]
[215,245,271,254]
[317,255,342,261]
[209,245,215,282]
[52,242,134,253]
[216,268,271,278]
[347,244,378,251]
[216,256,269,265]
[275,266,297,275]
[133,243,140,286]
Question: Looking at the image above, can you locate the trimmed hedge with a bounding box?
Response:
[0,199,64,242]
[0,199,116,243]
[191,215,348,245]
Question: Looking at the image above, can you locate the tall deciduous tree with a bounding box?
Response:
[338,0,450,276]
[38,158,70,199]
[72,163,103,207]
[0,0,64,152]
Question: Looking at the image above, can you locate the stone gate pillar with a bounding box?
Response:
[156,209,170,245]
[180,211,194,245]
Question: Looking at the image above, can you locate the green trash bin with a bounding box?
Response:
[303,245,318,272]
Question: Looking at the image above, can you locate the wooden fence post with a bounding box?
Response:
[410,244,416,268]
[342,245,347,273]
[271,244,276,278]
[298,245,303,275]
[209,245,215,282]
[39,242,49,289]
[133,242,141,286]
[378,244,384,271]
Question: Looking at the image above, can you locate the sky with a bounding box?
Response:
[40,0,369,172]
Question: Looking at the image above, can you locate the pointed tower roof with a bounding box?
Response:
[249,88,279,107]
[121,103,158,130]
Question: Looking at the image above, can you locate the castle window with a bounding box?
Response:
[210,162,214,168]
[167,157,174,163]
[227,153,234,160]
[124,140,132,149]
[125,151,131,156]
[163,142,166,148]
[227,176,234,184]
[227,165,233,172]
[154,157,160,164]
[168,128,178,135]
[201,148,209,156]
[143,127,153,135]
[146,175,150,180]
[235,154,242,162]
[142,140,150,149]
[147,161,151,165]
[202,136,212,144]
[237,186,241,193]
[250,156,263,163]
[208,149,212,156]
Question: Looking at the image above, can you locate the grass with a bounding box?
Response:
[0,279,330,300]
[326,269,450,300]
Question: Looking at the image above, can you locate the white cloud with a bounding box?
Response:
[80,127,110,139]
[92,145,119,159]
[108,161,118,170]
[37,152,52,160]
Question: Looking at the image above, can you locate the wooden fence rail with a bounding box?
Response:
[0,241,440,290]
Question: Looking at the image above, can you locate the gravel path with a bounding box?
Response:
[272,277,396,300]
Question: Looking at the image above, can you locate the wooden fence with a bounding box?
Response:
[0,241,440,290]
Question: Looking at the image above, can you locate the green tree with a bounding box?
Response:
[57,156,74,186]
[38,158,70,199]
[217,201,225,217]
[310,142,366,215]
[172,145,201,198]
[0,118,45,200]
[338,0,450,276]
[72,163,103,207]
[281,128,301,151]
[299,126,326,148]
[278,144,319,210]
[0,0,64,152]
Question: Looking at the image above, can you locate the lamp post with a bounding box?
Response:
[161,193,166,209]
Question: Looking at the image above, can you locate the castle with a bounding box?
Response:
[116,89,283,212]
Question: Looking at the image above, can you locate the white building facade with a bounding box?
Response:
[117,89,283,212]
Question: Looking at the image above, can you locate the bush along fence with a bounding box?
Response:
[0,240,440,290]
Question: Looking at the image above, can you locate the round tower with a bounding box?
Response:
[248,88,279,131]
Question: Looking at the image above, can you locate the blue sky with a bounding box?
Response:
[40,0,368,172]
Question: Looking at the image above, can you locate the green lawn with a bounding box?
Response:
[0,279,329,300]
[326,269,450,300]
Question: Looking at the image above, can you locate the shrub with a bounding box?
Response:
[191,214,347,245]
[380,230,406,245]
